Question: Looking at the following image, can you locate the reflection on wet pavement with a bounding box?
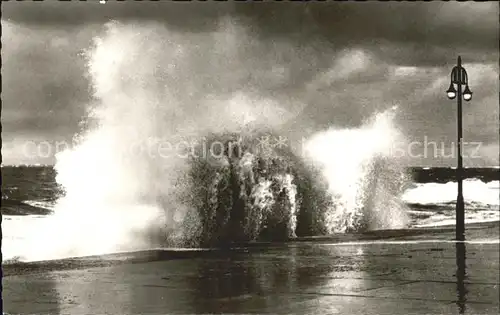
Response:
[3,230,499,314]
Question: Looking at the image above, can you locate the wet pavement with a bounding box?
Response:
[3,223,499,314]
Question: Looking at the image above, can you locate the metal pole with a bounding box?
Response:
[456,56,465,241]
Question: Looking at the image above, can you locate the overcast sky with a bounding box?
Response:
[2,1,499,166]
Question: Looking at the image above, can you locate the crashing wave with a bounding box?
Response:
[173,132,328,246]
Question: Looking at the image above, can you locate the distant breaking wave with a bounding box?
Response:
[402,179,499,207]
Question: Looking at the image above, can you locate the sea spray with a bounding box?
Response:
[302,106,410,233]
[184,133,303,246]
[16,20,411,261]
[35,20,300,259]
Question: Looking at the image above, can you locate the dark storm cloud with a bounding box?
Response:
[2,1,230,30]
[1,21,97,139]
[3,1,498,66]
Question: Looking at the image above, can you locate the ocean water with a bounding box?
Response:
[2,165,498,262]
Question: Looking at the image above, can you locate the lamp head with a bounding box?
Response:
[446,83,457,100]
[463,86,472,101]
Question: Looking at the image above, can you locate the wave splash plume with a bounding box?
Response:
[19,21,409,261]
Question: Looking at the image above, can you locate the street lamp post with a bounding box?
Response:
[446,56,473,241]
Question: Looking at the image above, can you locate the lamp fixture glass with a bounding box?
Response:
[446,83,457,100]
[463,86,472,101]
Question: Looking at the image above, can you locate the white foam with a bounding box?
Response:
[1,215,50,261]
[402,179,500,206]
[303,106,410,233]
[415,216,500,228]
[23,200,57,211]
[322,239,500,246]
